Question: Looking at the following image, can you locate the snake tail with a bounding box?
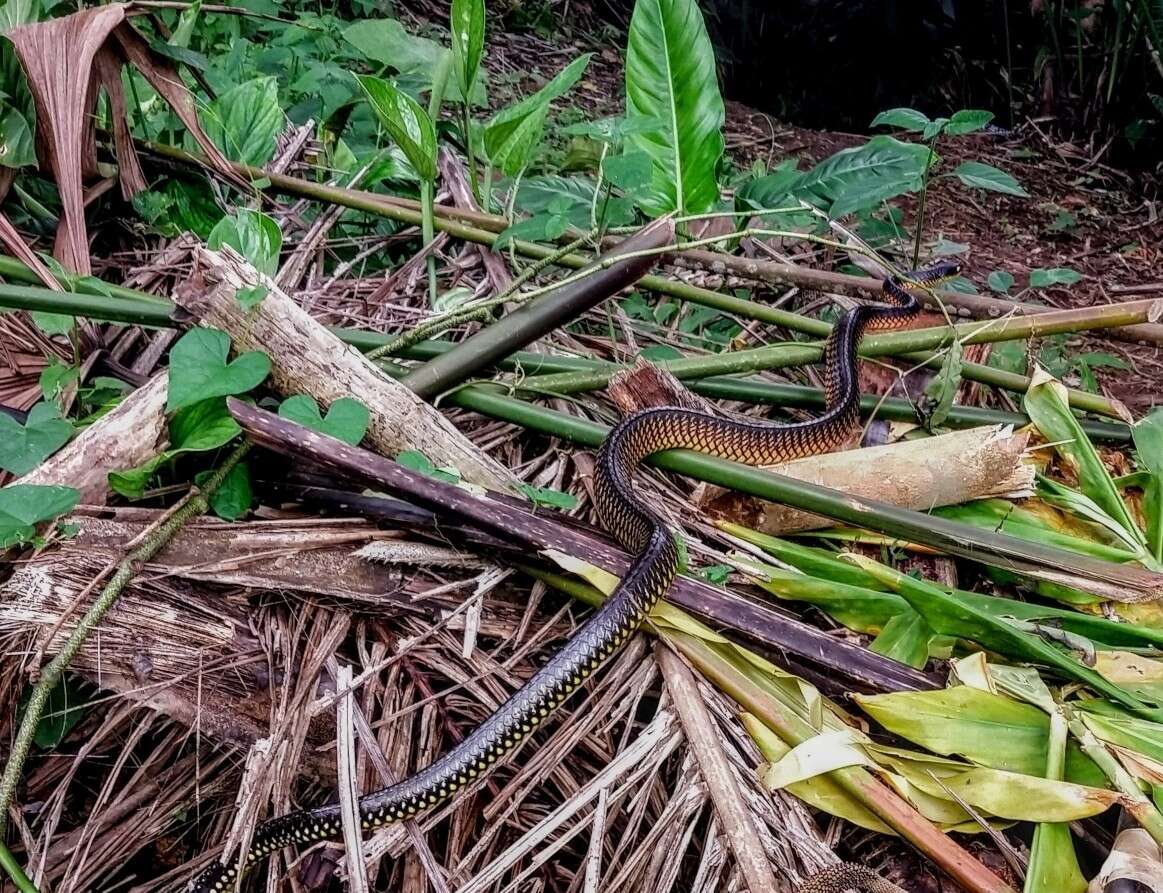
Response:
[188,262,958,892]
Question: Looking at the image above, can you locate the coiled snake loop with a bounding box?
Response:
[189,263,958,891]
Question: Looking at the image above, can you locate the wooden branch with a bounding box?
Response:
[14,372,167,503]
[656,645,781,893]
[228,398,940,694]
[172,246,517,490]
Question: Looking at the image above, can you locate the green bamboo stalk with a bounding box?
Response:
[517,301,1153,418]
[438,384,1163,601]
[0,272,1135,441]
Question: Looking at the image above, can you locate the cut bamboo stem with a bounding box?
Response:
[436,386,1163,602]
[695,425,1033,534]
[518,299,1160,419]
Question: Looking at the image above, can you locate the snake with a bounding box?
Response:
[188,262,959,892]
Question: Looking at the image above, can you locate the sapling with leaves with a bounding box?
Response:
[356,74,440,304]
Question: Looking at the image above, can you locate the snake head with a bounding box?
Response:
[917,260,962,285]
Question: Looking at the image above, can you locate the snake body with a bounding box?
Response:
[189,263,957,892]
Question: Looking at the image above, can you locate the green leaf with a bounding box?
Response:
[357,74,437,182]
[196,462,252,521]
[0,104,35,169]
[396,449,460,484]
[166,328,271,413]
[203,76,282,167]
[277,395,369,446]
[943,108,994,135]
[1134,409,1163,562]
[517,482,578,510]
[847,553,1162,721]
[236,284,269,310]
[343,18,484,105]
[108,453,168,500]
[921,117,949,140]
[799,136,932,217]
[0,483,79,548]
[207,208,282,277]
[450,0,484,100]
[1024,369,1146,551]
[483,54,591,176]
[624,0,724,216]
[868,610,937,668]
[922,340,963,429]
[29,310,74,337]
[855,687,1104,786]
[169,397,242,452]
[986,270,1015,293]
[953,160,1029,197]
[1030,267,1083,287]
[38,359,78,404]
[0,402,73,475]
[1134,409,1163,476]
[602,150,653,193]
[870,107,930,132]
[18,676,88,749]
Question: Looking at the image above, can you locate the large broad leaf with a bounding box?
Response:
[202,76,282,167]
[855,686,1104,785]
[624,0,723,216]
[798,136,932,218]
[166,328,271,412]
[483,53,591,176]
[343,18,484,105]
[1024,368,1146,551]
[357,74,437,182]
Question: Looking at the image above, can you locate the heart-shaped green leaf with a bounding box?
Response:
[207,209,282,277]
[166,328,271,412]
[356,74,438,182]
[278,395,369,446]
[987,270,1015,293]
[0,484,80,548]
[0,403,73,475]
[1030,267,1082,288]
